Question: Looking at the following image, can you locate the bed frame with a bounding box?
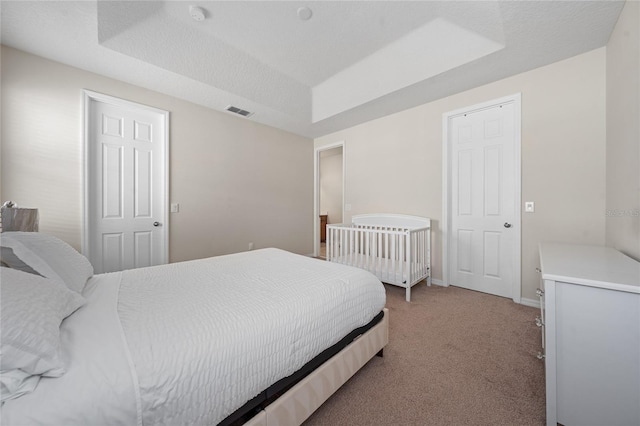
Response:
[327,214,431,302]
[242,308,389,426]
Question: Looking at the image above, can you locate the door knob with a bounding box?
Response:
[153,221,161,227]
[504,222,512,228]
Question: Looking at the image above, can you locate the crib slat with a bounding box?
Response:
[420,230,424,276]
[377,231,382,278]
[401,232,405,284]
[391,233,396,284]
[418,230,422,277]
[416,230,420,277]
[365,229,370,271]
[358,227,362,268]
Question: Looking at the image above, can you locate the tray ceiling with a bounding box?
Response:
[0,1,625,138]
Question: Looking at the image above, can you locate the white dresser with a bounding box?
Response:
[539,243,640,426]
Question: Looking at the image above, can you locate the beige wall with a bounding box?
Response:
[315,48,607,301]
[4,35,630,301]
[606,0,640,261]
[1,46,313,261]
[319,147,343,224]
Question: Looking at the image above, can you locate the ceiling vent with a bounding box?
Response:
[225,105,253,118]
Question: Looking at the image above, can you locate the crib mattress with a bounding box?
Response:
[330,253,428,286]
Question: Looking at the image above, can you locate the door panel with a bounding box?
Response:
[134,231,152,268]
[457,150,473,216]
[483,231,501,278]
[134,148,152,218]
[457,229,474,273]
[102,114,123,137]
[102,144,124,219]
[484,146,502,216]
[102,232,124,273]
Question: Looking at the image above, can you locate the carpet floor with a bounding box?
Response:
[304,282,546,426]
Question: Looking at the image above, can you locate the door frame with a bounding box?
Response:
[442,93,522,303]
[313,141,345,257]
[82,89,170,266]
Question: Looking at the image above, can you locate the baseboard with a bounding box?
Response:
[427,278,540,307]
[430,278,446,287]
[519,297,540,309]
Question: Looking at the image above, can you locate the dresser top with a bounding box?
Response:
[539,243,640,293]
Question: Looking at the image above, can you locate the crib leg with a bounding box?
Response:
[376,348,384,358]
[427,276,432,287]
[406,286,411,302]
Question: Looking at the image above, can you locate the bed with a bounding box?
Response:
[0,232,388,425]
[327,214,431,302]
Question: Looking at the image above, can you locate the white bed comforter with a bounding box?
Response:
[2,248,385,425]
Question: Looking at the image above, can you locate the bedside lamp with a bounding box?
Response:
[0,201,39,232]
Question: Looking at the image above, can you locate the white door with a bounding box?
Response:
[84,91,168,273]
[447,97,520,299]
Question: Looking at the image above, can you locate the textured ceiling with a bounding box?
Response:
[0,1,625,138]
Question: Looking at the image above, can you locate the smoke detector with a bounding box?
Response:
[189,5,206,22]
[297,7,312,21]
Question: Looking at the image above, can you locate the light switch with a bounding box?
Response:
[171,203,180,213]
[525,201,535,213]
[345,204,352,212]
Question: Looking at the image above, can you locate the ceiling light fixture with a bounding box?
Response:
[297,7,312,21]
[189,5,206,22]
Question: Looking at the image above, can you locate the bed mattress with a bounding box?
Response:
[2,248,385,425]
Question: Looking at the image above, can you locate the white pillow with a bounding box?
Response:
[0,369,41,403]
[0,246,43,276]
[0,232,93,293]
[0,267,85,381]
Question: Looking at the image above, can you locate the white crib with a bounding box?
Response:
[326,214,431,302]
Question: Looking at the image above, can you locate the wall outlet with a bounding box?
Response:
[170,203,180,213]
[525,201,535,213]
[248,242,254,251]
[345,203,352,212]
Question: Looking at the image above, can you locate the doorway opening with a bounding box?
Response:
[314,142,344,259]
